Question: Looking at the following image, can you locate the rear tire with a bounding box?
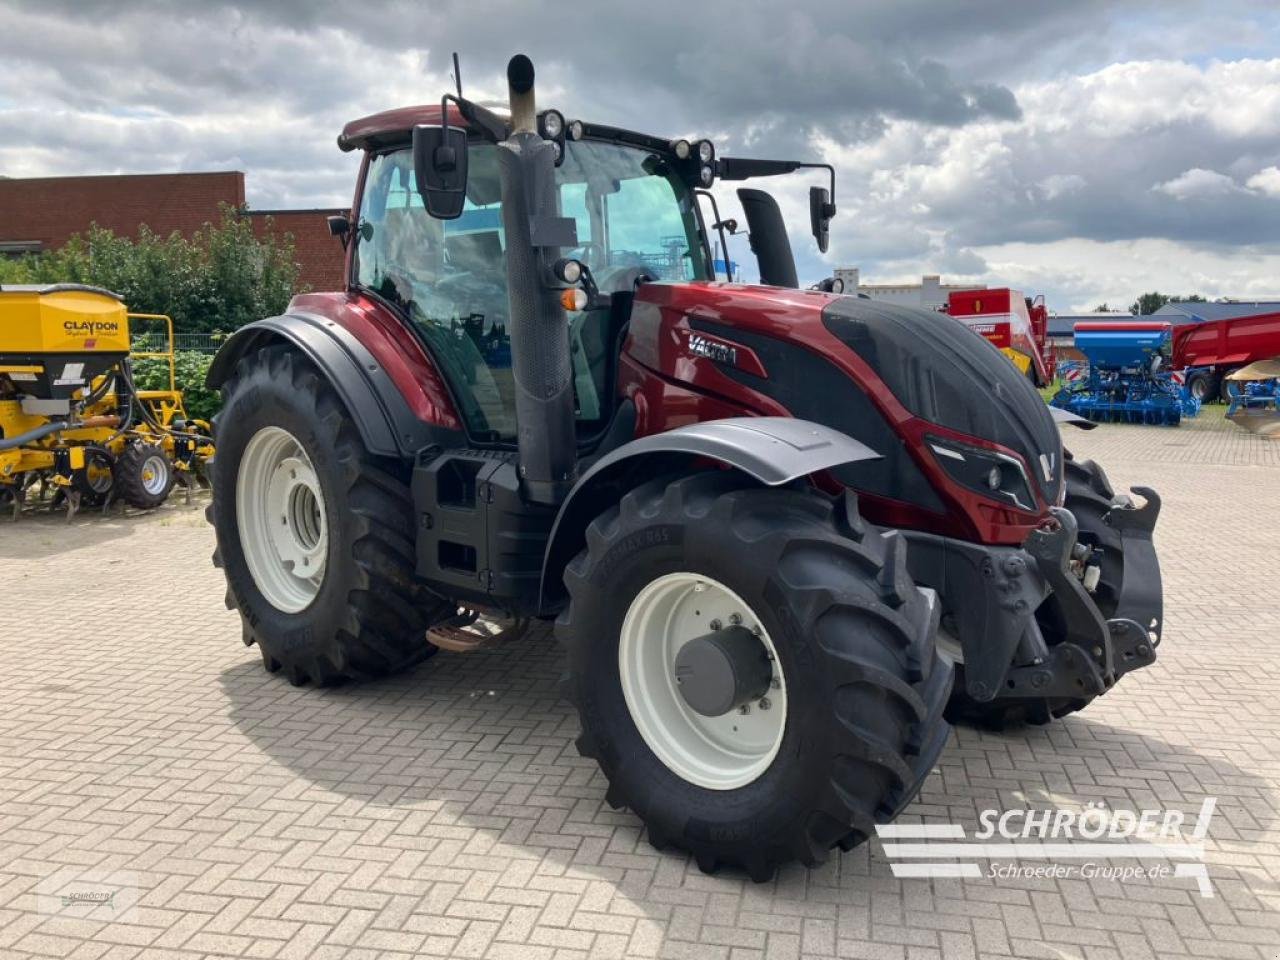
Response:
[1186,370,1218,405]
[209,344,446,685]
[944,454,1122,728]
[114,442,174,509]
[1218,368,1241,403]
[558,472,952,881]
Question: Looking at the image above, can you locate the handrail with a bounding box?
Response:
[128,313,176,392]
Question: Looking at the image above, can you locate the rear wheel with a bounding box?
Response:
[1186,370,1218,404]
[114,442,174,509]
[558,472,952,881]
[209,345,447,685]
[1218,368,1241,403]
[945,455,1123,728]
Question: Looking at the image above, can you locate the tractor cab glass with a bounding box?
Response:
[355,137,709,443]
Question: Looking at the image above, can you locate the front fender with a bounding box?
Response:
[207,314,455,458]
[538,417,879,611]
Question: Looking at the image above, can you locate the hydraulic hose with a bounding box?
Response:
[0,416,120,451]
[116,361,212,445]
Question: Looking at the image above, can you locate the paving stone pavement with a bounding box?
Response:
[0,411,1277,960]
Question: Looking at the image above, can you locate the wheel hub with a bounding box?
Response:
[618,572,786,791]
[236,426,328,613]
[674,626,772,717]
[141,454,169,496]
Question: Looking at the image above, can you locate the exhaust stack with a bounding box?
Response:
[496,54,577,504]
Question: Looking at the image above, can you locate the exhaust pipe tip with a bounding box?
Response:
[507,54,536,133]
[507,54,534,94]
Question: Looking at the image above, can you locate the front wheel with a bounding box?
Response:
[558,473,952,881]
[209,344,447,685]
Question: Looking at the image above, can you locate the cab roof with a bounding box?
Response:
[338,104,679,159]
[339,104,464,152]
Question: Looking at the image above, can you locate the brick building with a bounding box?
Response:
[0,171,346,292]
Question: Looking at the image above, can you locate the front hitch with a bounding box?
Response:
[1008,506,1158,698]
[1107,486,1164,644]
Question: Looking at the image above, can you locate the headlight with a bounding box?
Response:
[696,139,714,163]
[927,436,1036,511]
[567,119,584,141]
[699,163,714,186]
[539,109,564,140]
[673,139,691,160]
[551,140,563,163]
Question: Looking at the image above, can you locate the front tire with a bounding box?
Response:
[209,345,446,685]
[558,472,952,881]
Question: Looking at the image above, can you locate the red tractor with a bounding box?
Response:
[207,56,1164,880]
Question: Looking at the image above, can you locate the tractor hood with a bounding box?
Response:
[628,281,1065,523]
[820,295,1065,506]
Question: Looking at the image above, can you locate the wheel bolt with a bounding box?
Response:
[738,703,751,715]
[709,619,722,631]
[758,697,771,710]
[770,676,780,689]
[729,613,742,626]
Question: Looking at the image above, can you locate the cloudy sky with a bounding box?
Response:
[2,0,1278,310]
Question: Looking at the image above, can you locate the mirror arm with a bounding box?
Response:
[695,188,733,281]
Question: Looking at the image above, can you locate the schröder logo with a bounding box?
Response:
[876,798,1216,897]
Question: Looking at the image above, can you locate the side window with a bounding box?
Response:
[354,147,518,442]
[560,182,593,256]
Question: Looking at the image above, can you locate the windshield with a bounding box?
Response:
[355,138,708,442]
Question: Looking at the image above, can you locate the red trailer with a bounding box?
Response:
[1174,310,1280,402]
[945,288,1056,387]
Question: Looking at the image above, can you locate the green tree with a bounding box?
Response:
[1128,291,1207,315]
[132,351,221,421]
[0,204,301,333]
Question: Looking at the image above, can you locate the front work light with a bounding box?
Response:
[553,258,584,284]
[539,109,564,140]
[928,436,1036,512]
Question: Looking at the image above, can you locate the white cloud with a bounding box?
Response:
[1246,165,1280,197]
[1039,174,1085,200]
[1152,168,1246,199]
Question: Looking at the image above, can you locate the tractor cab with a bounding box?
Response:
[348,120,713,445]
[336,84,834,467]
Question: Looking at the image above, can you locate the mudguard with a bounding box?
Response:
[206,313,456,458]
[538,416,880,611]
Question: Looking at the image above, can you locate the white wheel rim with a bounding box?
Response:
[236,426,328,613]
[140,454,169,496]
[619,572,786,790]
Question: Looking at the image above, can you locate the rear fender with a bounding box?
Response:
[537,416,879,612]
[206,314,460,458]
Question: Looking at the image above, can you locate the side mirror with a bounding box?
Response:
[809,185,836,254]
[412,124,469,219]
